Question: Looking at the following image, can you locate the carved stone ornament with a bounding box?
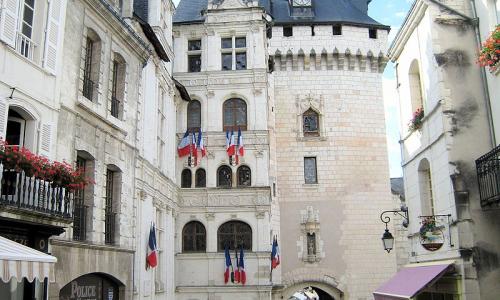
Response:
[298,206,324,263]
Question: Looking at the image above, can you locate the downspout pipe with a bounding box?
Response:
[427,0,496,147]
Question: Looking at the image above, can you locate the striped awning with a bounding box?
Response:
[0,236,56,283]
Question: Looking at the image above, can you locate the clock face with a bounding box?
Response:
[293,0,311,6]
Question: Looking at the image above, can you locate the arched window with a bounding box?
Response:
[303,108,319,136]
[418,159,434,215]
[409,60,424,112]
[223,98,247,131]
[182,221,206,252]
[83,29,102,102]
[237,166,251,187]
[187,100,201,132]
[111,53,126,119]
[181,169,192,188]
[195,168,206,188]
[217,221,252,251]
[217,165,232,187]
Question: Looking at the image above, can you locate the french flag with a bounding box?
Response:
[234,248,240,283]
[226,130,235,156]
[191,132,198,166]
[271,236,280,269]
[237,128,244,157]
[224,244,233,284]
[177,130,190,157]
[197,128,206,157]
[146,224,158,269]
[239,246,246,285]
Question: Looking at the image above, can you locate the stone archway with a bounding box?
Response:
[59,273,123,300]
[280,281,343,300]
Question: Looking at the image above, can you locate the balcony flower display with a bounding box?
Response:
[0,140,92,191]
[477,24,500,72]
[408,108,424,131]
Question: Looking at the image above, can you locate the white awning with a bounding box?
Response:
[0,236,57,283]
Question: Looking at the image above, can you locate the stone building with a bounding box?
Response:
[173,0,395,299]
[380,0,500,299]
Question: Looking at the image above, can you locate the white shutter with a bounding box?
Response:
[0,0,20,48]
[43,0,63,74]
[0,97,8,140]
[39,123,52,158]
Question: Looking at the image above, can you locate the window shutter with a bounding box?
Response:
[39,123,52,158]
[0,98,8,140]
[43,0,63,74]
[0,0,20,48]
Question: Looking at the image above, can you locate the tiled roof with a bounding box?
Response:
[173,0,387,28]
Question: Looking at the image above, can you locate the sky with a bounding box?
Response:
[171,0,412,177]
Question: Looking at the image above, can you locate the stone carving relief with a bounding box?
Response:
[297,206,324,263]
[179,191,270,207]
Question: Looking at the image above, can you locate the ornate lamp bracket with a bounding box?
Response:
[380,204,409,229]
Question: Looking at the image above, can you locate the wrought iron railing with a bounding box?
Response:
[83,76,95,101]
[0,168,74,219]
[111,96,120,118]
[73,203,88,241]
[16,33,36,61]
[476,145,500,207]
[105,211,116,245]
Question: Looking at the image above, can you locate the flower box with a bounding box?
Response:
[477,24,500,74]
[408,108,424,132]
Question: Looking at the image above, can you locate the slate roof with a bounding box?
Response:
[173,0,387,28]
[390,177,405,200]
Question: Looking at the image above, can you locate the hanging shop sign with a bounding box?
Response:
[60,274,119,300]
[419,217,444,251]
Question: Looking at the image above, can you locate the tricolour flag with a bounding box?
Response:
[234,248,240,283]
[224,244,233,284]
[271,236,280,269]
[226,130,235,156]
[239,245,246,285]
[237,128,244,157]
[146,224,158,269]
[177,130,190,157]
[191,132,198,166]
[197,128,206,157]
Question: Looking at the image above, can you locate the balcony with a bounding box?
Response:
[15,33,36,61]
[0,168,74,221]
[476,145,500,208]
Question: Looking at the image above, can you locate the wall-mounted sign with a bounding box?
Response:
[419,217,444,251]
[60,274,119,300]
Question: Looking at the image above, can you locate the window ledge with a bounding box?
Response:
[5,44,53,76]
[302,183,319,188]
[297,135,327,142]
[77,95,128,136]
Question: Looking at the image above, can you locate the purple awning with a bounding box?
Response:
[373,262,454,300]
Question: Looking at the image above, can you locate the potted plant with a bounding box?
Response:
[478,24,500,73]
[408,108,424,131]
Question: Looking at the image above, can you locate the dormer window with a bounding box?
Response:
[289,0,314,17]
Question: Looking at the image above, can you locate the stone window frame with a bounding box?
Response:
[181,168,192,188]
[187,39,202,72]
[187,100,201,132]
[104,165,122,245]
[73,151,96,242]
[223,98,247,131]
[195,168,206,188]
[296,95,327,141]
[182,221,207,252]
[303,157,318,184]
[155,208,166,292]
[220,35,247,71]
[81,27,103,103]
[237,165,251,187]
[109,51,127,120]
[217,165,233,188]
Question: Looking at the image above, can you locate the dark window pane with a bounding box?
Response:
[181,169,192,188]
[221,38,232,49]
[188,40,201,51]
[195,169,206,187]
[332,25,342,35]
[187,100,201,131]
[237,166,251,187]
[183,221,206,252]
[188,55,201,72]
[236,52,246,70]
[283,26,293,37]
[223,98,247,131]
[21,24,32,38]
[235,37,246,48]
[221,54,232,70]
[369,28,377,39]
[6,119,22,146]
[217,221,252,251]
[303,109,319,136]
[304,157,317,184]
[26,0,35,7]
[217,166,232,187]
